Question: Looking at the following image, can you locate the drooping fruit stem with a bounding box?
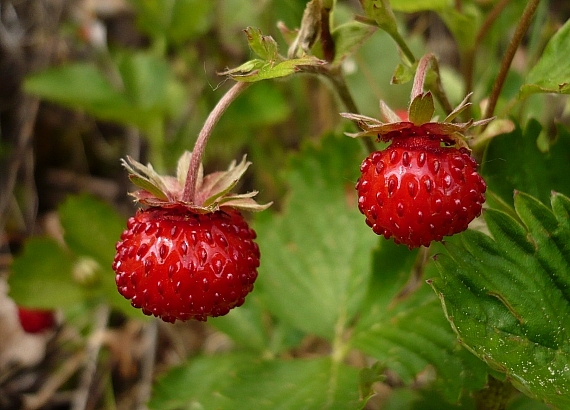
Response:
[484,0,539,121]
[411,53,454,115]
[183,81,250,203]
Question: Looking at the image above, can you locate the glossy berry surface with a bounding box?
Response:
[18,307,56,333]
[356,136,486,248]
[113,206,260,323]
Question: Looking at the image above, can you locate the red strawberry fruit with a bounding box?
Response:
[342,84,491,248]
[113,154,270,322]
[18,307,56,333]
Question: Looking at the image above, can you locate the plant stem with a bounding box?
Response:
[325,68,376,153]
[484,0,540,121]
[411,54,454,114]
[182,81,250,203]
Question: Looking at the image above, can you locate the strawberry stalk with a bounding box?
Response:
[483,0,540,121]
[182,81,251,203]
[411,53,453,115]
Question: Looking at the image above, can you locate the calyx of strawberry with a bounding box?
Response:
[341,54,493,149]
[122,152,271,213]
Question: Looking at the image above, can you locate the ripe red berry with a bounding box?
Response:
[17,307,56,333]
[113,206,260,323]
[356,136,486,248]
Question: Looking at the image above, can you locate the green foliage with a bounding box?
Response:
[351,241,488,402]
[148,353,361,410]
[11,0,570,408]
[254,133,377,340]
[520,19,570,97]
[10,194,138,318]
[24,53,185,133]
[431,192,570,408]
[482,120,570,207]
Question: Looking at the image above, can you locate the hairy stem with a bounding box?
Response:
[182,81,250,203]
[464,0,511,104]
[326,68,376,153]
[484,0,540,120]
[411,54,454,114]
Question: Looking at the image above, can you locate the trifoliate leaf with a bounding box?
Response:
[254,132,377,340]
[148,353,361,410]
[351,241,487,402]
[430,192,570,408]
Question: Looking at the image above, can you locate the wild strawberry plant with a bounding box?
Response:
[6,0,570,409]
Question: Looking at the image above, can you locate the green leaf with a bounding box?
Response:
[437,5,480,51]
[58,194,142,317]
[351,241,487,402]
[149,353,361,410]
[391,62,416,84]
[221,55,325,82]
[360,0,398,33]
[24,63,127,115]
[482,120,570,206]
[244,27,280,61]
[430,192,570,408]
[130,0,214,45]
[408,92,435,125]
[520,19,570,97]
[59,194,125,267]
[9,238,83,309]
[209,295,269,352]
[390,0,452,12]
[254,133,377,339]
[331,21,376,66]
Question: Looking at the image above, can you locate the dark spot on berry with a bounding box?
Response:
[402,151,410,166]
[417,211,424,224]
[131,271,140,286]
[443,174,452,189]
[144,259,153,275]
[145,223,157,235]
[375,160,385,174]
[390,150,399,164]
[397,202,405,217]
[407,180,418,197]
[434,198,443,213]
[369,205,378,219]
[159,244,168,259]
[174,281,182,293]
[180,240,188,255]
[376,192,384,207]
[387,175,398,196]
[136,243,149,259]
[203,278,210,292]
[134,223,145,234]
[418,152,426,167]
[157,280,164,296]
[371,152,382,163]
[215,233,229,248]
[432,159,440,174]
[359,179,370,192]
[451,156,465,169]
[423,177,433,193]
[198,247,208,265]
[360,159,370,173]
[205,231,214,246]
